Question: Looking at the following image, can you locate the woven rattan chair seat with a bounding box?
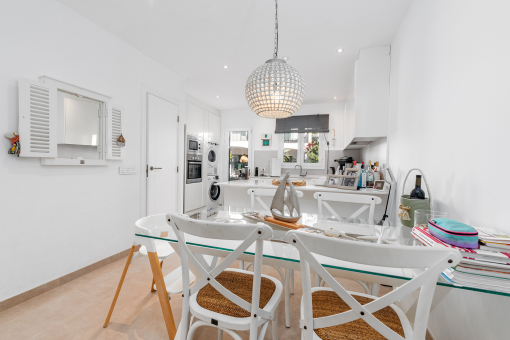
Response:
[196,270,276,318]
[312,290,405,340]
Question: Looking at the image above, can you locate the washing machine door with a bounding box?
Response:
[209,181,220,201]
[207,146,217,167]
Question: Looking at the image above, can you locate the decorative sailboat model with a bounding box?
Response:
[270,172,302,223]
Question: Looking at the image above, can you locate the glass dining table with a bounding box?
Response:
[132,206,510,340]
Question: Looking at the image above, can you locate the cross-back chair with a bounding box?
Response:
[313,192,386,294]
[313,192,382,235]
[248,188,304,214]
[286,230,461,340]
[168,213,283,340]
[246,187,303,328]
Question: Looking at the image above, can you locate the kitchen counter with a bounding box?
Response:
[217,178,389,195]
[217,178,389,219]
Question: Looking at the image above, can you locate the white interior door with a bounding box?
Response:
[147,94,179,215]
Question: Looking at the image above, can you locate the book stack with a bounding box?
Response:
[412,225,510,293]
[478,228,510,251]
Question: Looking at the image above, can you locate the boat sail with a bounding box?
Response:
[270,172,302,223]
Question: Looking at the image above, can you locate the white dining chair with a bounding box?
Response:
[168,213,283,340]
[286,230,461,340]
[136,214,198,294]
[246,187,303,328]
[313,192,382,235]
[313,192,384,295]
[104,214,193,328]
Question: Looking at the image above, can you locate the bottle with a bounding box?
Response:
[359,163,367,189]
[374,162,381,181]
[367,163,374,188]
[410,175,426,199]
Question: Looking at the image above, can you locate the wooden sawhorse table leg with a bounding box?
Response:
[104,245,136,328]
[147,251,177,339]
[103,246,177,339]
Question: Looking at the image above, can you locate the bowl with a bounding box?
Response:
[311,178,327,186]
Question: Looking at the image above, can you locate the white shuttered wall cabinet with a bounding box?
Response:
[18,77,57,157]
[107,105,124,160]
[18,77,124,161]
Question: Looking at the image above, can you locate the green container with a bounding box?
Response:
[399,195,431,228]
[399,169,432,228]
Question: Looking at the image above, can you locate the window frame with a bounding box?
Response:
[278,132,325,169]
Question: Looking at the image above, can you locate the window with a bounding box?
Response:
[283,133,298,163]
[303,132,320,164]
[279,132,324,168]
[228,131,250,181]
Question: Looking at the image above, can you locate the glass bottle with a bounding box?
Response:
[374,162,381,181]
[410,175,426,199]
[367,164,374,188]
[359,163,367,189]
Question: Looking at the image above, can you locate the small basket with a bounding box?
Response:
[271,179,306,187]
[399,169,432,228]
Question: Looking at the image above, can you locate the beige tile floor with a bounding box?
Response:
[0,253,405,340]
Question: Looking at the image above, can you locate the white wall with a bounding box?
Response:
[360,137,387,168]
[389,0,510,338]
[0,0,184,301]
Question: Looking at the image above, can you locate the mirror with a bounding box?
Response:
[57,91,100,146]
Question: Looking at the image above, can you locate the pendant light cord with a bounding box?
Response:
[273,0,278,59]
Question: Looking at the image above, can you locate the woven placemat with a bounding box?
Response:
[197,271,276,318]
[312,290,405,340]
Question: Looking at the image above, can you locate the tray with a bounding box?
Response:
[241,212,322,232]
[271,179,306,186]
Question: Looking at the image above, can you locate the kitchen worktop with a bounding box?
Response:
[217,178,389,195]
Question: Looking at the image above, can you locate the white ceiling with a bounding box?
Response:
[57,0,412,111]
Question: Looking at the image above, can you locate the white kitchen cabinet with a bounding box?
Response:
[202,111,209,142]
[208,112,221,144]
[342,46,390,150]
[186,103,204,138]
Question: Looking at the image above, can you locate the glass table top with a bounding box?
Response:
[134,206,510,297]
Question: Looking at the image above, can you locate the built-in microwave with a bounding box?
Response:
[187,134,202,156]
[186,134,203,184]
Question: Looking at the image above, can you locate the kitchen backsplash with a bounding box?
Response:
[253,150,278,175]
[253,149,361,177]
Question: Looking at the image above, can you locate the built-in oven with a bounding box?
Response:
[186,159,202,184]
[186,134,203,184]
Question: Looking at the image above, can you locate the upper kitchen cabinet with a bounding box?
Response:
[186,96,221,144]
[208,112,221,144]
[342,46,390,150]
[186,102,205,138]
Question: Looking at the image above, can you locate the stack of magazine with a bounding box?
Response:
[412,225,510,293]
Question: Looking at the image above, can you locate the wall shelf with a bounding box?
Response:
[40,158,108,166]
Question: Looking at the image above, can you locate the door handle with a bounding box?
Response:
[150,166,162,170]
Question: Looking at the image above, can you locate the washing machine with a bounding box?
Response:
[206,175,221,216]
[206,142,218,175]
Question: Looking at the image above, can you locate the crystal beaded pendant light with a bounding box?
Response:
[245,0,305,119]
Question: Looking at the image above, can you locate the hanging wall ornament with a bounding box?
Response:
[117,133,125,147]
[5,132,20,156]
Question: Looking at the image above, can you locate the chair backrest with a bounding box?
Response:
[167,213,273,340]
[248,188,304,212]
[313,192,381,223]
[134,214,173,252]
[286,230,461,340]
